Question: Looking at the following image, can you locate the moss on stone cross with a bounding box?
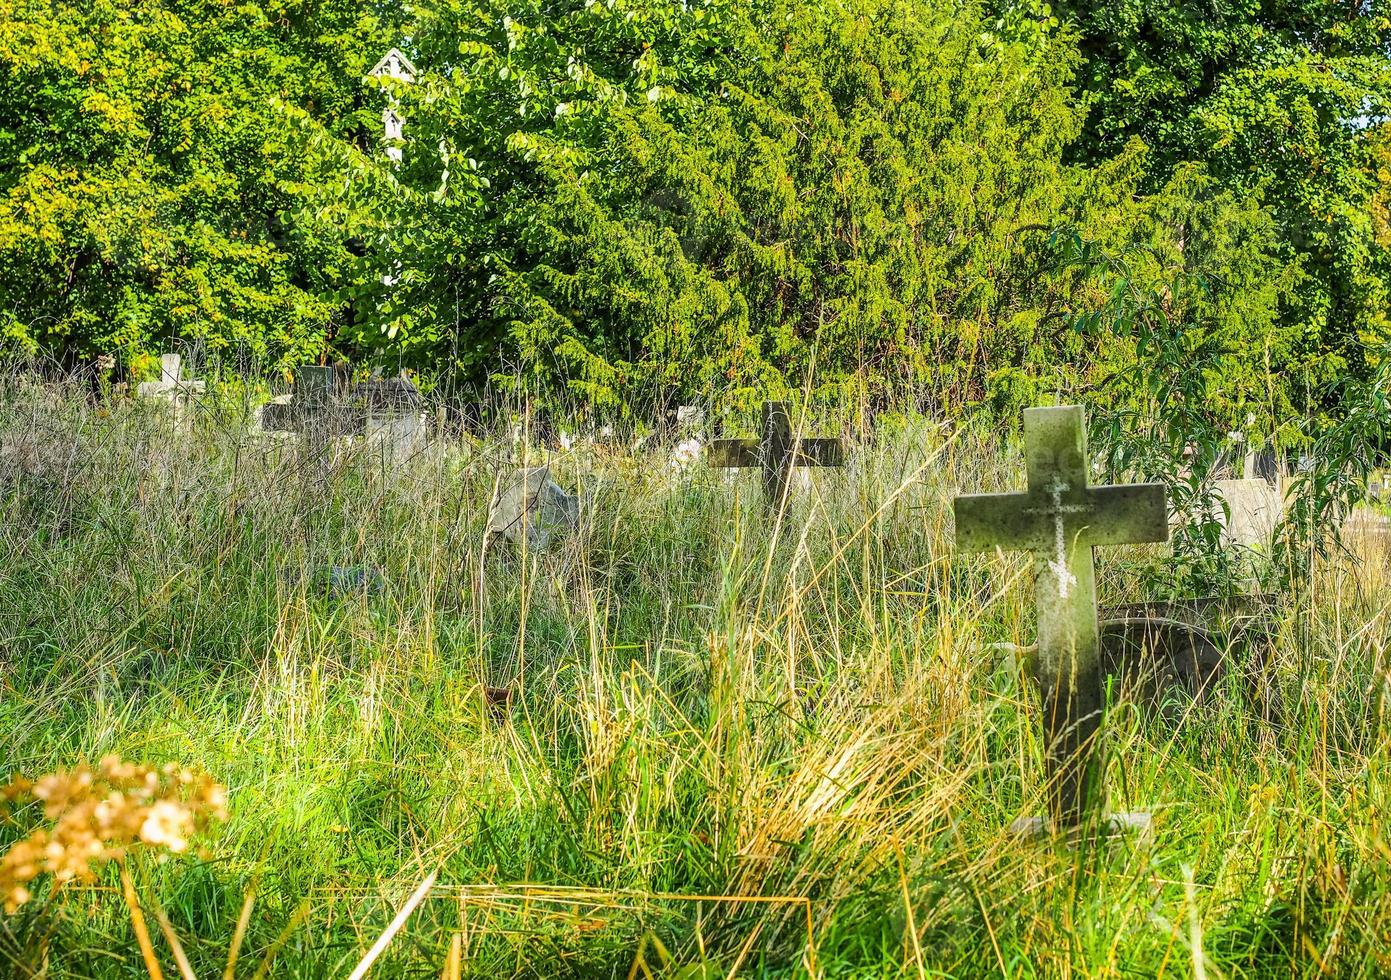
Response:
[954,405,1168,828]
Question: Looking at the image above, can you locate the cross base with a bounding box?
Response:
[1009,810,1152,843]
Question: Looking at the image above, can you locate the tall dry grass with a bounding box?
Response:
[0,371,1389,977]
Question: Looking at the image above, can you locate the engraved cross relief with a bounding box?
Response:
[954,406,1168,827]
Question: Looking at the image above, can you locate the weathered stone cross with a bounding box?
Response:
[708,401,845,508]
[137,353,205,429]
[954,405,1168,829]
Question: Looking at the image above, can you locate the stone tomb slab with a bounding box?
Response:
[487,465,579,551]
[1213,478,1283,549]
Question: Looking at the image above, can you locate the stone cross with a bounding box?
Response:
[136,353,205,429]
[954,405,1168,829]
[708,401,844,508]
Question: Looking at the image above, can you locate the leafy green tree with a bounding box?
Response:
[321,0,1292,414]
[1053,0,1391,397]
[0,0,403,370]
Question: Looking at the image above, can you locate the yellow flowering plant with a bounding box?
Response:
[0,756,227,914]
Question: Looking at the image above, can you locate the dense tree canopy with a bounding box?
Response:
[0,0,403,370]
[1056,0,1391,393]
[0,0,1384,421]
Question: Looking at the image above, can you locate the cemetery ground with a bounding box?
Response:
[3,381,1391,978]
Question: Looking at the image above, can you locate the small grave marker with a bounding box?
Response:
[708,401,844,508]
[136,353,205,429]
[1213,478,1283,550]
[486,465,579,551]
[259,366,348,459]
[259,367,424,463]
[954,405,1168,831]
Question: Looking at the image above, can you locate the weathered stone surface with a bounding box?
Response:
[487,466,579,550]
[1213,478,1283,549]
[954,405,1169,828]
[136,353,205,429]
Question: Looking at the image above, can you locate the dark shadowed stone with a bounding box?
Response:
[319,565,386,598]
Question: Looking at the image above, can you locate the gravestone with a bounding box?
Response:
[486,465,579,551]
[1368,470,1390,504]
[357,374,426,462]
[1213,478,1283,550]
[708,401,844,508]
[1243,447,1283,487]
[954,405,1169,832]
[136,353,205,430]
[259,366,352,461]
[260,367,425,463]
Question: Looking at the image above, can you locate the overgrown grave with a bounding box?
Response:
[256,366,429,608]
[485,465,580,551]
[954,404,1169,835]
[136,353,205,431]
[259,365,426,466]
[708,401,846,510]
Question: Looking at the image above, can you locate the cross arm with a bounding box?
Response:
[708,439,760,468]
[954,492,1039,553]
[791,438,845,467]
[1080,484,1169,547]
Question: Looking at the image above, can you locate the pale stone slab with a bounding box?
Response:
[136,353,205,429]
[1213,478,1283,549]
[487,466,578,550]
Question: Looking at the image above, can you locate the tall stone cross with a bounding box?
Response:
[136,353,205,429]
[954,405,1168,829]
[708,401,845,508]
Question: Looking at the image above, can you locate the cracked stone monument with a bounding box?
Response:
[708,401,844,509]
[954,405,1169,833]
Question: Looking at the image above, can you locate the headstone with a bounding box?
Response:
[1213,478,1283,550]
[1244,447,1283,487]
[357,374,426,462]
[318,565,386,599]
[260,368,426,465]
[708,401,844,508]
[487,466,579,550]
[136,353,205,430]
[259,366,353,461]
[670,437,704,471]
[954,405,1169,831]
[1369,470,1388,504]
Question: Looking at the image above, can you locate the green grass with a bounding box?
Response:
[2,379,1390,978]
